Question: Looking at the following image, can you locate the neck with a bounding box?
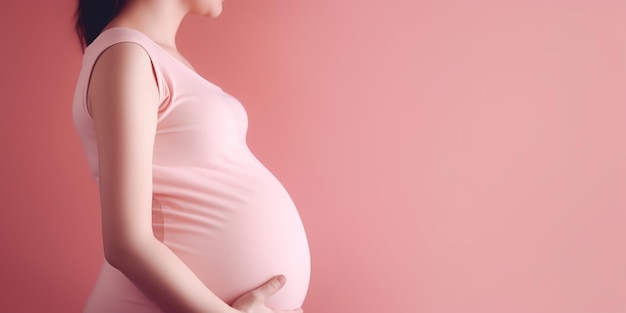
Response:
[107,0,190,49]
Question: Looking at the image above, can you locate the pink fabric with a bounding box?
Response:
[72,27,310,312]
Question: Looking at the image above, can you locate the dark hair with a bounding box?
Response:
[74,0,128,49]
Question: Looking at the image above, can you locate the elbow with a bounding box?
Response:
[103,240,130,270]
[103,236,152,270]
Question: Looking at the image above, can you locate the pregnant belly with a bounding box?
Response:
[165,206,311,310]
[153,163,311,310]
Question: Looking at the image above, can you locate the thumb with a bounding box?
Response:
[251,275,286,300]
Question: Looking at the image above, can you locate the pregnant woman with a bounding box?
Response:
[71,0,310,312]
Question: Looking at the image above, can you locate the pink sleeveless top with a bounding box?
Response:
[72,27,310,312]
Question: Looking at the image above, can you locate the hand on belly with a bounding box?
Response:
[231,275,304,313]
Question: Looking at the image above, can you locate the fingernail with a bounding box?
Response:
[278,275,286,284]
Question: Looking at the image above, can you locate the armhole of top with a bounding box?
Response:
[84,40,169,120]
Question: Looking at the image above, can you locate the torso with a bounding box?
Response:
[73,27,310,312]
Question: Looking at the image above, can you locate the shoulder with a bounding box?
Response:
[83,28,171,117]
[87,42,160,117]
[94,41,154,78]
[86,27,159,86]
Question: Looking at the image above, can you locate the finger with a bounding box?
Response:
[251,275,286,300]
[276,309,303,313]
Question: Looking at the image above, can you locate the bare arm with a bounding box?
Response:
[89,42,237,313]
[89,42,302,313]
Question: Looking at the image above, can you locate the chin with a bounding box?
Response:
[209,7,223,18]
[191,1,223,18]
[205,3,224,18]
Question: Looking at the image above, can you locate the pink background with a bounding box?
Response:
[1,0,625,312]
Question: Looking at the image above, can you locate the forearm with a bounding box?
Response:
[107,237,237,313]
